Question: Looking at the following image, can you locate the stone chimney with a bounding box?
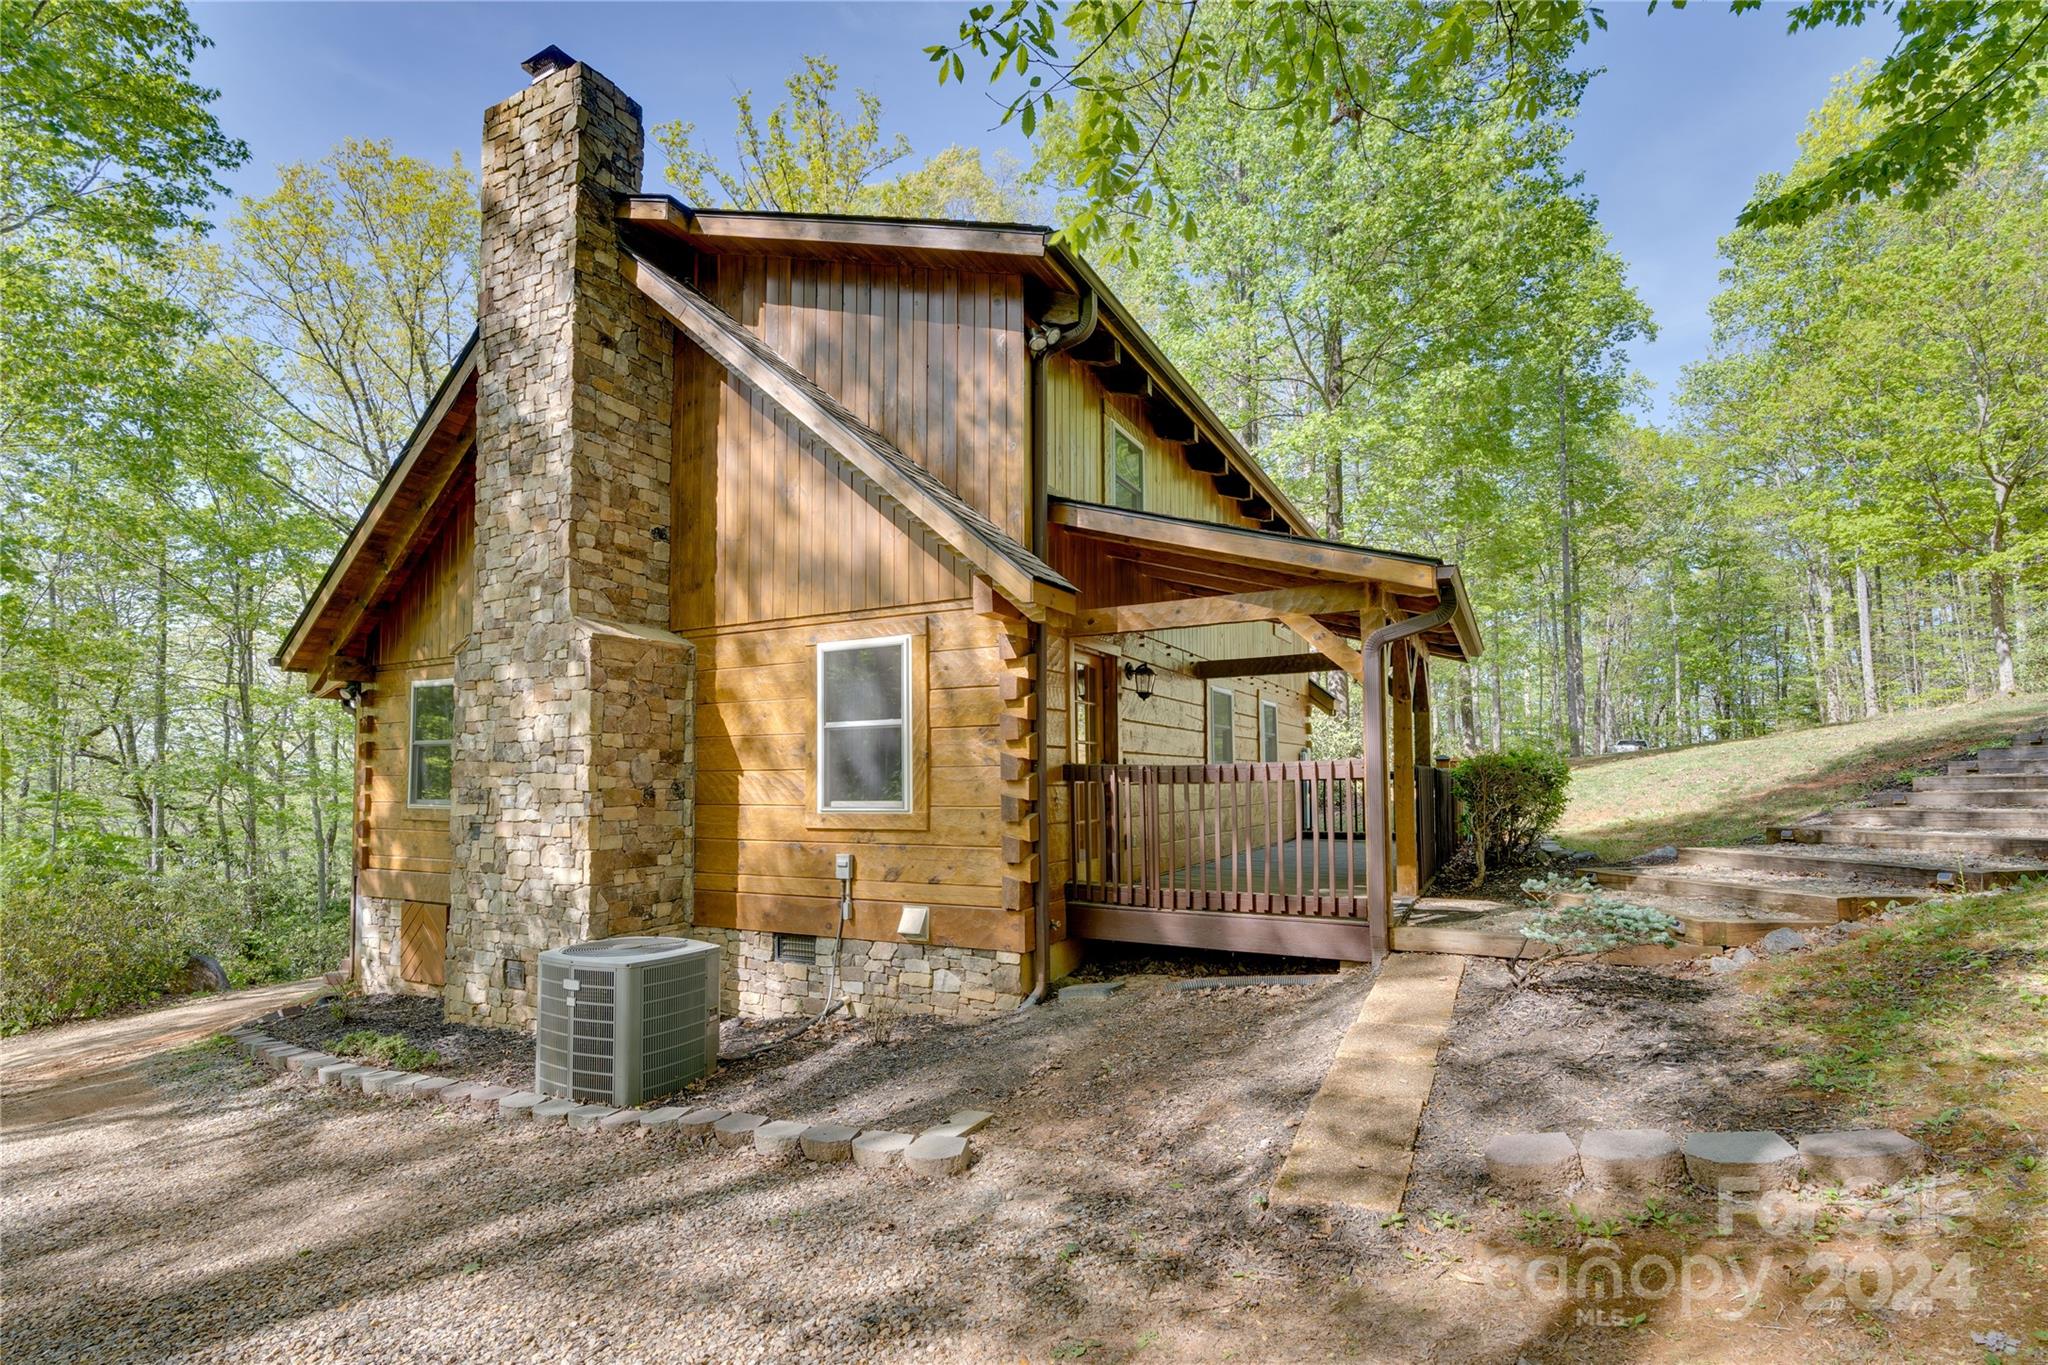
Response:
[445,50,695,1028]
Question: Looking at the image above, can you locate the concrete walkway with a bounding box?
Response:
[1269,952,1465,1212]
[0,978,325,1131]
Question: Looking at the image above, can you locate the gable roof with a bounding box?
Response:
[274,335,478,682]
[619,196,1314,539]
[621,246,1075,619]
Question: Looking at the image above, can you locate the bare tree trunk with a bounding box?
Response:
[1556,363,1585,756]
[1854,561,1880,718]
[1989,571,2019,695]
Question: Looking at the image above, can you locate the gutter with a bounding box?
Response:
[1361,569,1460,961]
[1017,288,1099,1010]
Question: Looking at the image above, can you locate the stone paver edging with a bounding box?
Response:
[1484,1125,1927,1196]
[224,1027,979,1179]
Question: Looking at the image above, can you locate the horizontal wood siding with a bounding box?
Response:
[689,606,1024,953]
[673,254,1029,633]
[359,490,473,901]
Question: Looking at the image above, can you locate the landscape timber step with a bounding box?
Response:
[1771,824,2048,857]
[1581,892,1835,948]
[1674,845,2032,891]
[1949,758,2048,775]
[1908,787,2048,809]
[1914,773,2048,791]
[1827,806,2048,832]
[1591,868,1929,918]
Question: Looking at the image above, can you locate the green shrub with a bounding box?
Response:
[1512,873,1683,985]
[0,863,347,1035]
[1452,747,1571,883]
[332,1029,441,1071]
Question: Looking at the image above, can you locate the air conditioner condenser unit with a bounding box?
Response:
[535,936,720,1106]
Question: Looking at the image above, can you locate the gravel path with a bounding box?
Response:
[3,968,1550,1363]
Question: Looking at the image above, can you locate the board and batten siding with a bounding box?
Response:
[358,484,474,906]
[671,254,1029,633]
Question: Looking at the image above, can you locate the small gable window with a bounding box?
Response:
[408,680,455,807]
[1107,417,1145,511]
[818,636,912,812]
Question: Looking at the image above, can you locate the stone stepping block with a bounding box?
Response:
[903,1132,971,1177]
[364,1072,424,1097]
[352,1069,404,1094]
[530,1099,580,1125]
[635,1107,688,1136]
[566,1105,618,1131]
[713,1113,768,1148]
[498,1091,544,1120]
[1800,1130,1927,1189]
[1684,1131,1799,1192]
[1579,1130,1684,1192]
[316,1062,373,1088]
[285,1052,339,1076]
[463,1085,517,1111]
[235,1033,274,1057]
[258,1044,308,1070]
[599,1108,648,1132]
[921,1110,993,1139]
[403,1076,456,1101]
[753,1119,810,1157]
[799,1124,859,1162]
[1484,1132,1581,1194]
[437,1082,487,1105]
[852,1130,914,1169]
[677,1107,727,1139]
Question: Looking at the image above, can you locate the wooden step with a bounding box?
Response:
[1908,787,2048,809]
[1829,806,2048,832]
[1949,757,2048,774]
[1772,823,2048,857]
[1592,868,1927,919]
[1914,773,2048,791]
[1675,845,2026,890]
[1568,889,1836,948]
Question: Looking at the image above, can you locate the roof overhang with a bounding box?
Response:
[1049,498,1481,663]
[275,335,478,685]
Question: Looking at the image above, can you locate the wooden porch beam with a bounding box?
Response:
[1191,651,1339,680]
[1279,613,1366,682]
[1071,584,1366,637]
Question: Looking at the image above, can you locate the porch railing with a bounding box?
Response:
[1067,760,1371,916]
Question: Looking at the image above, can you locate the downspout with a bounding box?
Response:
[1362,570,1459,962]
[1018,288,1099,1009]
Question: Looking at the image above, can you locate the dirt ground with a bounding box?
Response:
[3,957,2035,1362]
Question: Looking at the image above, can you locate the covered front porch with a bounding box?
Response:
[1046,500,1481,964]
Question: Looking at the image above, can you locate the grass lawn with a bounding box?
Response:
[1554,695,2048,860]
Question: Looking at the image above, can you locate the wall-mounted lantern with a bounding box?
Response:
[1122,660,1155,702]
[339,680,363,712]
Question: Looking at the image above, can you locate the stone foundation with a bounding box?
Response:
[355,895,407,996]
[687,928,1024,1021]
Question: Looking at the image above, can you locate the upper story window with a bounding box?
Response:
[1208,684,1235,762]
[1106,416,1145,511]
[818,636,912,812]
[1260,699,1281,763]
[408,679,454,806]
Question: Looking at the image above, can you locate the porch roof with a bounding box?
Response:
[1047,498,1482,663]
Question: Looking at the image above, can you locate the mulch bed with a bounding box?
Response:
[262,993,533,1085]
[1405,959,1846,1214]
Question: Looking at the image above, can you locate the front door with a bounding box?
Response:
[1072,650,1119,884]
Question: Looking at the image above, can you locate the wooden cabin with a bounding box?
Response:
[275,48,1481,1029]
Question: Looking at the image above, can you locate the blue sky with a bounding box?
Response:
[190,1,1897,420]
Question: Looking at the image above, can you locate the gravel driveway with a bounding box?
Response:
[2,969,1545,1364]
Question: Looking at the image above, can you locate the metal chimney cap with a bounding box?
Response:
[521,45,577,81]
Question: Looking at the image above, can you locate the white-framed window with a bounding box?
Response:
[1260,699,1281,762]
[1106,415,1144,511]
[817,635,912,812]
[407,679,454,807]
[1207,683,1235,762]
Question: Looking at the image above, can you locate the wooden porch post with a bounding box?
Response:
[1390,640,1419,900]
[1361,597,1391,960]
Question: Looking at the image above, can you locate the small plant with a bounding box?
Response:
[332,1029,441,1071]
[1509,875,1682,986]
[1452,747,1570,885]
